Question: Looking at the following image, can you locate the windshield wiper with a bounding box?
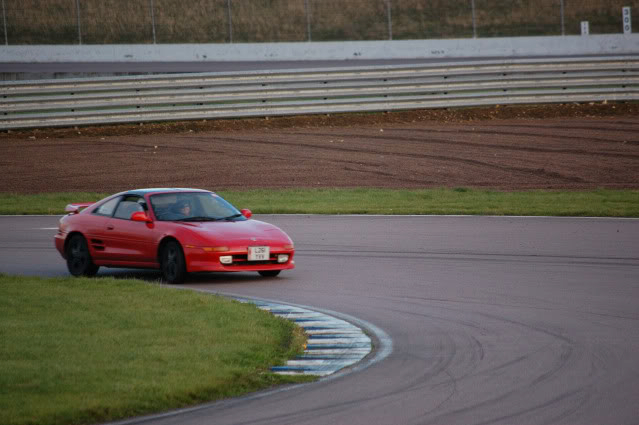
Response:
[174,216,218,222]
[174,214,242,222]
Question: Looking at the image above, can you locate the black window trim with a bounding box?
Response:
[112,195,146,221]
[91,195,123,218]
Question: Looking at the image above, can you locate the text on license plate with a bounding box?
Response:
[248,246,270,261]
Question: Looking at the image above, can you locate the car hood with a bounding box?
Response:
[180,219,291,246]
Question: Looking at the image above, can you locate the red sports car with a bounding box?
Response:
[54,188,295,283]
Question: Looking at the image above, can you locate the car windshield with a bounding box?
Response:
[149,192,246,222]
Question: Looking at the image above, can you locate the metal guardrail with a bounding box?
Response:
[1,57,638,130]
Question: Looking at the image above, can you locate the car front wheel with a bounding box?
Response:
[66,234,99,277]
[161,240,187,284]
[258,270,281,277]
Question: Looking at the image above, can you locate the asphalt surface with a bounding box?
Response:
[2,214,639,425]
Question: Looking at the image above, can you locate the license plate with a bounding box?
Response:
[248,246,269,261]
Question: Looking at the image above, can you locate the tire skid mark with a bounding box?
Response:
[298,248,639,267]
[222,356,456,425]
[449,390,590,425]
[471,121,639,132]
[18,140,204,153]
[260,304,462,421]
[384,306,491,388]
[183,136,391,167]
[376,296,594,425]
[377,292,639,323]
[340,166,433,184]
[392,127,639,152]
[434,322,583,424]
[274,289,611,425]
[392,329,462,413]
[293,130,639,159]
[186,138,411,173]
[214,136,588,183]
[529,343,574,387]
[478,311,573,345]
[380,303,536,424]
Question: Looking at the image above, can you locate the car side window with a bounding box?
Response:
[93,197,121,217]
[113,201,144,220]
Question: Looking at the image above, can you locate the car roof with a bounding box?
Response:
[123,188,211,197]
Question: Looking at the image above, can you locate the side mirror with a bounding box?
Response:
[240,208,252,219]
[131,211,152,223]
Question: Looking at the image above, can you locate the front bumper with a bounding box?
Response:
[54,232,67,258]
[184,247,295,273]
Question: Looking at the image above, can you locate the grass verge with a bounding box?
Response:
[8,0,628,44]
[1,188,638,217]
[0,274,311,425]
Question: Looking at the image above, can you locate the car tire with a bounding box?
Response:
[161,240,187,284]
[66,234,99,277]
[258,270,281,277]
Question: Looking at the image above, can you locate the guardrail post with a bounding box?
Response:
[1,0,7,45]
[305,0,312,42]
[149,0,156,44]
[227,0,233,43]
[560,0,565,36]
[75,0,82,44]
[386,0,392,40]
[471,0,477,38]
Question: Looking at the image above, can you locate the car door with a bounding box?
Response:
[102,196,159,264]
[85,196,122,261]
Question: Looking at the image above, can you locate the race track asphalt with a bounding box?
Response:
[1,214,639,425]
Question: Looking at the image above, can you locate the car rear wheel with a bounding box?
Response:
[258,270,281,277]
[161,240,187,284]
[66,234,99,277]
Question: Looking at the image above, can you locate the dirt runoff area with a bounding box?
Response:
[1,103,638,194]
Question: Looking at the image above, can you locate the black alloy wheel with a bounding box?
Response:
[161,240,187,284]
[66,234,99,277]
[258,270,281,277]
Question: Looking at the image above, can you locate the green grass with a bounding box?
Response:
[222,188,639,217]
[0,192,111,215]
[2,188,637,217]
[0,274,311,425]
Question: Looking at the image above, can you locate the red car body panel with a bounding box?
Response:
[54,189,295,275]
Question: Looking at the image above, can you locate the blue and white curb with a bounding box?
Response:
[109,289,391,425]
[248,300,372,376]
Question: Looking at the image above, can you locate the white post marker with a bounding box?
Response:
[623,7,632,34]
[581,21,590,36]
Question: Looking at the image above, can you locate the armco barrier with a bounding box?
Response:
[1,35,638,62]
[1,56,638,130]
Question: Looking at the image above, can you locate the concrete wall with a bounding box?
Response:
[1,34,638,62]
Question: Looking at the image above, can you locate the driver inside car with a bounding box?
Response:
[173,200,192,219]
